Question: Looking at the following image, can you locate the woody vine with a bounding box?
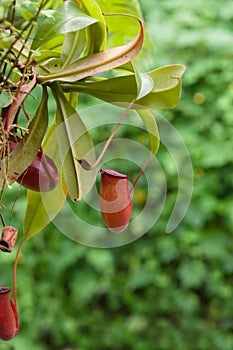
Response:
[0,0,185,340]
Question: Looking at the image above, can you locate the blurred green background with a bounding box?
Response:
[1,0,233,349]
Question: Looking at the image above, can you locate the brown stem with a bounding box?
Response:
[130,152,153,192]
[13,238,26,309]
[3,23,34,87]
[0,211,6,226]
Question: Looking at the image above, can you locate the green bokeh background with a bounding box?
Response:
[1,0,233,349]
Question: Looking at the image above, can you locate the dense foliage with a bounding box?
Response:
[1,0,233,349]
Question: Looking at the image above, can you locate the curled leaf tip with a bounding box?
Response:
[76,158,92,170]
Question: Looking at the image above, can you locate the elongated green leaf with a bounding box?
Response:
[34,50,61,65]
[76,0,107,54]
[61,29,86,68]
[32,35,64,65]
[60,74,136,101]
[0,86,48,186]
[52,84,96,201]
[135,109,160,155]
[32,0,99,50]
[32,35,65,68]
[60,64,186,109]
[37,15,144,83]
[58,0,107,68]
[35,35,64,52]
[23,121,68,240]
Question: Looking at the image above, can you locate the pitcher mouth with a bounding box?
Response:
[0,240,10,252]
[0,286,11,294]
[100,168,128,178]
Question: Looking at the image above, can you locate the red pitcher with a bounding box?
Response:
[0,286,18,341]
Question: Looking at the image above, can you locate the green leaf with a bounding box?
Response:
[135,109,160,156]
[0,30,15,50]
[97,0,143,17]
[32,0,99,50]
[0,91,12,108]
[61,72,137,100]
[0,86,48,186]
[36,0,107,68]
[76,0,107,54]
[23,121,68,240]
[60,64,186,109]
[139,64,186,109]
[97,0,155,70]
[52,84,96,201]
[96,0,143,49]
[37,15,144,83]
[0,0,14,19]
[33,35,64,65]
[36,58,61,76]
[36,34,64,52]
[34,50,61,65]
[61,29,86,68]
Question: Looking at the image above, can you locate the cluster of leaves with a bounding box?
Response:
[2,0,233,349]
[0,0,185,239]
[0,0,185,345]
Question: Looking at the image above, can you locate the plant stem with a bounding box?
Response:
[130,152,153,192]
[0,211,6,226]
[0,0,49,68]
[78,98,136,170]
[3,26,33,90]
[13,238,26,309]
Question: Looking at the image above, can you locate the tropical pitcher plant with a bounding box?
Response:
[0,0,185,340]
